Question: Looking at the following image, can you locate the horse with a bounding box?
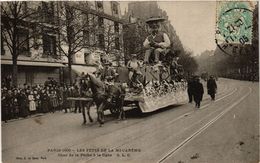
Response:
[81,73,125,126]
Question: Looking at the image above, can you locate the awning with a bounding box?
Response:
[71,65,97,75]
[1,60,66,67]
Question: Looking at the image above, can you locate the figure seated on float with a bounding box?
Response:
[143,17,171,67]
[127,53,142,80]
[128,69,144,94]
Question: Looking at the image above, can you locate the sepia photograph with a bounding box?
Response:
[1,1,259,163]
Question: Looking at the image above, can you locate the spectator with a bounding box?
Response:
[62,86,70,113]
[40,89,49,113]
[2,88,8,122]
[5,75,12,89]
[73,86,81,113]
[49,90,58,113]
[13,89,19,119]
[68,86,75,112]
[57,86,64,111]
[6,90,13,120]
[18,90,29,118]
[1,79,92,121]
[34,89,40,112]
[44,77,51,87]
[28,91,36,114]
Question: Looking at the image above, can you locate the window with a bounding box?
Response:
[84,52,90,64]
[96,1,103,11]
[98,34,105,48]
[1,32,5,55]
[114,22,119,33]
[26,72,34,86]
[115,37,120,50]
[112,3,118,15]
[89,32,96,46]
[42,2,55,23]
[83,29,90,46]
[17,28,29,56]
[98,17,104,27]
[43,34,56,57]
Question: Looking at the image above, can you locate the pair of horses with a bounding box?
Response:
[79,73,125,127]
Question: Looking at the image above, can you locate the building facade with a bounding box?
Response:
[1,1,124,86]
[62,1,125,83]
[1,2,64,87]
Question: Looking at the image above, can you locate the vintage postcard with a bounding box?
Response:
[1,1,259,163]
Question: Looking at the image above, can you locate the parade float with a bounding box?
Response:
[122,64,188,113]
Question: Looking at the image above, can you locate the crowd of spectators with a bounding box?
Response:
[1,77,86,123]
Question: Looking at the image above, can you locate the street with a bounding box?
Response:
[2,78,259,163]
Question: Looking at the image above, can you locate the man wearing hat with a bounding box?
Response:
[143,17,171,66]
[207,75,217,100]
[193,76,204,108]
[100,61,117,82]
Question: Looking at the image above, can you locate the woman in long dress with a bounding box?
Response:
[49,90,58,113]
[28,91,36,114]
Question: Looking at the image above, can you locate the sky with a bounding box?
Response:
[120,1,217,56]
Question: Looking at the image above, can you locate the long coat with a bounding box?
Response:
[207,79,217,95]
[187,79,195,95]
[18,93,29,117]
[40,92,49,113]
[193,82,204,102]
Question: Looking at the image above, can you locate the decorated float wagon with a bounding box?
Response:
[120,64,188,113]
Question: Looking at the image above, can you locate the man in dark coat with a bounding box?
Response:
[62,86,70,113]
[18,90,29,118]
[2,89,8,122]
[100,62,116,82]
[187,76,195,103]
[193,77,204,108]
[207,76,217,100]
[73,86,81,113]
[5,90,13,120]
[40,89,49,113]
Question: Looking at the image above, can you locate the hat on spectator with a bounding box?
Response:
[131,53,137,57]
[145,17,165,24]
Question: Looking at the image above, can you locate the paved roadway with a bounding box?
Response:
[2,78,259,163]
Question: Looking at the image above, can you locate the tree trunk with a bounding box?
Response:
[68,55,72,85]
[12,55,18,87]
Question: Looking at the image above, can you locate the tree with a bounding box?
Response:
[102,22,124,65]
[178,50,198,75]
[57,2,92,84]
[1,2,40,86]
[57,2,124,83]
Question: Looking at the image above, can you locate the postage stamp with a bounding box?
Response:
[215,1,254,55]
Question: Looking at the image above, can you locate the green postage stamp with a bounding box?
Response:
[216,1,253,46]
